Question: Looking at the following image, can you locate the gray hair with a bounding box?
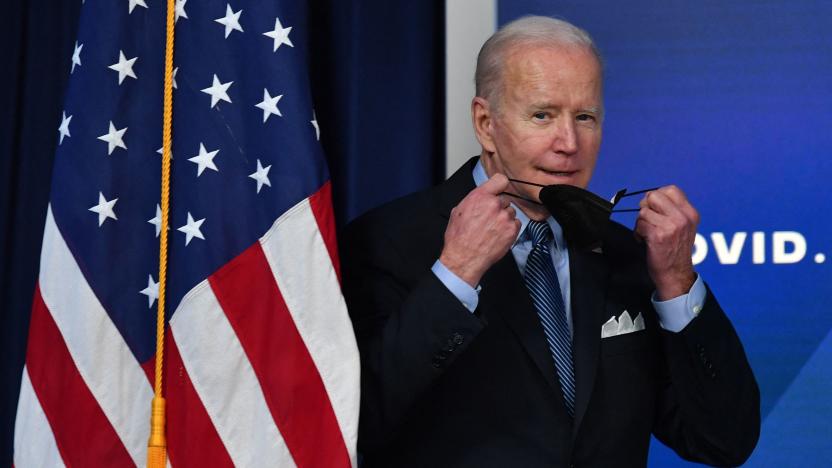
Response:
[475,16,602,105]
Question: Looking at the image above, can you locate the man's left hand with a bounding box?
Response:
[635,185,699,301]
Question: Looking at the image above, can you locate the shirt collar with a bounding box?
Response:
[472,159,566,251]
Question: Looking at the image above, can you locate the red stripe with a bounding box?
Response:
[208,241,351,468]
[140,357,155,385]
[308,181,341,281]
[25,285,134,466]
[163,331,235,468]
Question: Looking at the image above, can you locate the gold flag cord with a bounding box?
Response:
[148,0,176,466]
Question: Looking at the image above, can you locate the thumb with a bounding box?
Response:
[480,173,510,195]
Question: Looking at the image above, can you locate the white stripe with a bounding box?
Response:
[38,206,151,466]
[14,367,66,468]
[170,279,296,468]
[260,198,360,467]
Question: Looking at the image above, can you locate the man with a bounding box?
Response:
[340,16,759,468]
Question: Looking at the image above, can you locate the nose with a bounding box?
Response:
[551,117,578,155]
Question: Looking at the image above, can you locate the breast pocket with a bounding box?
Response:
[600,329,650,356]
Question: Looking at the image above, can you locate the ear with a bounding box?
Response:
[471,96,497,154]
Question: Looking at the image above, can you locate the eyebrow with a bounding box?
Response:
[529,103,602,114]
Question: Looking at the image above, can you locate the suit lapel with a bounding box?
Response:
[437,157,479,218]
[480,254,562,394]
[569,246,610,438]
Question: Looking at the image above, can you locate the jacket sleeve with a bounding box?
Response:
[340,220,487,452]
[652,287,761,466]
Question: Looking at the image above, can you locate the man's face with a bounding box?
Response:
[476,44,603,218]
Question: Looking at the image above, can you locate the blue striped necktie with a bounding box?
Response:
[523,220,576,416]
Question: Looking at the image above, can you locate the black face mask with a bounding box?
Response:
[504,179,655,251]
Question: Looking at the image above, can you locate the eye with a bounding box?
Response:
[532,111,549,121]
[576,113,596,122]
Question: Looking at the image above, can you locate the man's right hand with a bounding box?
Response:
[439,173,521,288]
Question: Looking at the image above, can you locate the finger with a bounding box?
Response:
[642,190,686,219]
[651,185,700,222]
[635,208,662,239]
[633,216,652,241]
[657,185,699,221]
[499,194,510,209]
[480,173,510,195]
[637,207,666,231]
[657,185,687,206]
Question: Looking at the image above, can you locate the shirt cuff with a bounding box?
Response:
[651,274,706,333]
[431,259,481,313]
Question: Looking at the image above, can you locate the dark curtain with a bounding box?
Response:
[0,0,445,464]
[310,0,446,226]
[0,0,82,464]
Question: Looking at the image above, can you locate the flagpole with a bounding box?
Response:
[148,0,176,466]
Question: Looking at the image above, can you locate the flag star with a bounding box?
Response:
[108,50,138,85]
[156,146,173,159]
[88,192,118,226]
[200,74,233,108]
[249,159,272,193]
[215,4,243,38]
[178,212,205,246]
[263,17,293,52]
[58,111,72,145]
[97,121,127,155]
[140,274,159,308]
[148,203,162,237]
[128,0,148,14]
[311,111,320,140]
[175,0,188,22]
[188,143,219,176]
[255,88,283,122]
[71,41,83,74]
[172,66,178,89]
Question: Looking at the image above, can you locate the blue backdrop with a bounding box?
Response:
[499,1,832,466]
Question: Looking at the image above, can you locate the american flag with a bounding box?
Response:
[13,1,359,466]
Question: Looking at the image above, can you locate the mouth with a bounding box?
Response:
[540,168,578,179]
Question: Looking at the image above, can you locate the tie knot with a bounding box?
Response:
[526,220,553,246]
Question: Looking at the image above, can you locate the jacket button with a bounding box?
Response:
[452,333,464,345]
[431,357,441,368]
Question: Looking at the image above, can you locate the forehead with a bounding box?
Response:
[500,43,602,105]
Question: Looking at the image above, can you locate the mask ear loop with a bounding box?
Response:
[501,192,544,205]
[500,178,546,205]
[611,187,658,213]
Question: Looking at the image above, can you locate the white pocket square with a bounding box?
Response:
[601,310,645,338]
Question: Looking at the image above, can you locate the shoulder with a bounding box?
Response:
[341,157,478,246]
[342,185,446,246]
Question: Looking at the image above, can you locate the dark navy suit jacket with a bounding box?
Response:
[340,158,759,467]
